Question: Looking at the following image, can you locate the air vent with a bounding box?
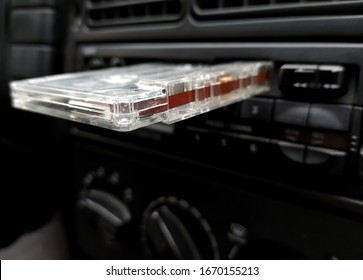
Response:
[85,0,184,27]
[193,0,363,20]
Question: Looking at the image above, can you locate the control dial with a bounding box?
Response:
[76,167,134,258]
[141,196,219,260]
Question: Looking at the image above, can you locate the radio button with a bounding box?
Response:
[305,146,346,175]
[317,65,345,90]
[273,100,309,126]
[307,104,352,131]
[241,98,273,121]
[279,64,318,90]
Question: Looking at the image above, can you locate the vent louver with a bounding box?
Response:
[193,0,363,19]
[85,0,184,27]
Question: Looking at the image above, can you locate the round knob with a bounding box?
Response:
[141,197,219,260]
[76,167,133,258]
[76,189,132,258]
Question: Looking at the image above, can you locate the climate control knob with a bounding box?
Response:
[141,196,219,260]
[76,167,134,259]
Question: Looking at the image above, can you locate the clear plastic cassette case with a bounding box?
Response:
[11,61,273,131]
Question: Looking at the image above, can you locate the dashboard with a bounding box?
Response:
[2,0,363,260]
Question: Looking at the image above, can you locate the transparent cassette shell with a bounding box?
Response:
[11,61,273,131]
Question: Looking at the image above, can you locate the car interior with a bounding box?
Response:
[1,0,363,260]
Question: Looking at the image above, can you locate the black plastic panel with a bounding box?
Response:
[11,0,61,8]
[11,45,57,79]
[0,0,8,101]
[84,0,184,28]
[70,1,363,42]
[61,0,363,261]
[67,43,362,197]
[69,140,363,259]
[192,0,363,20]
[11,9,60,44]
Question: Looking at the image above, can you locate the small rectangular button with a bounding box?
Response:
[307,104,352,131]
[279,64,318,90]
[273,100,309,126]
[274,127,308,143]
[279,64,348,97]
[317,65,345,90]
[241,98,273,121]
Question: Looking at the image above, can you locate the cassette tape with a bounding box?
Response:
[10,61,273,131]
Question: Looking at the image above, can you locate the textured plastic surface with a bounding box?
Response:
[11,61,272,131]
